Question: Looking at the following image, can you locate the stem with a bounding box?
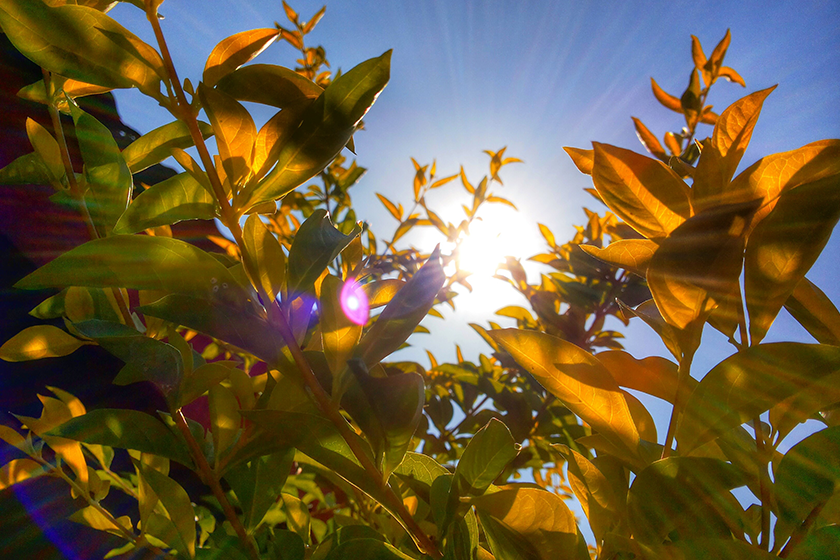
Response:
[778,500,826,557]
[753,417,771,550]
[661,351,693,459]
[173,410,260,560]
[42,69,134,327]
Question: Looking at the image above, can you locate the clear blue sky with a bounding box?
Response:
[110,0,840,439]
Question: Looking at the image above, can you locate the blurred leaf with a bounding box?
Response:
[362,279,405,309]
[114,172,217,234]
[243,214,286,300]
[203,28,280,87]
[693,87,775,211]
[592,142,691,239]
[786,526,840,560]
[376,193,402,220]
[0,2,163,96]
[628,457,749,545]
[631,117,666,160]
[137,461,196,558]
[356,247,444,366]
[745,174,840,344]
[784,277,840,346]
[323,539,414,560]
[197,83,256,189]
[209,382,240,459]
[47,409,194,467]
[0,458,46,490]
[215,64,322,108]
[241,51,391,210]
[178,362,232,407]
[68,505,132,537]
[70,102,132,237]
[282,492,312,545]
[122,120,213,174]
[288,209,360,295]
[0,325,88,362]
[490,329,640,458]
[650,78,683,113]
[718,67,746,87]
[677,343,840,453]
[320,275,362,378]
[580,239,658,277]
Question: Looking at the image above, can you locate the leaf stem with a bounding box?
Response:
[752,416,772,550]
[172,409,260,560]
[778,499,826,557]
[661,350,693,459]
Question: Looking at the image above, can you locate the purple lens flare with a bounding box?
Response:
[340,279,369,325]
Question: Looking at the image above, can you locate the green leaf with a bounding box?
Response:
[0,325,88,362]
[311,526,385,560]
[774,426,840,544]
[177,362,232,408]
[356,247,445,366]
[0,458,46,490]
[287,209,360,295]
[490,329,640,458]
[46,409,194,467]
[393,451,449,500]
[215,63,322,108]
[252,105,310,181]
[323,539,414,560]
[579,239,658,277]
[243,214,286,301]
[655,538,777,560]
[241,51,391,210]
[745,174,840,344]
[25,118,64,182]
[591,142,692,239]
[282,492,312,545]
[209,381,240,459]
[628,457,750,545]
[18,75,113,112]
[113,172,217,234]
[786,526,840,560]
[137,461,196,558]
[16,235,239,295]
[693,87,776,211]
[320,275,362,382]
[197,83,256,189]
[471,487,582,560]
[785,277,840,346]
[0,152,53,185]
[0,2,163,96]
[647,199,758,330]
[203,28,280,87]
[676,343,840,453]
[122,120,214,174]
[224,448,294,530]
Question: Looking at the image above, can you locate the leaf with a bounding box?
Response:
[287,209,360,295]
[209,382,240,459]
[15,235,239,296]
[774,426,840,545]
[580,239,658,277]
[596,350,695,405]
[0,325,88,362]
[137,461,196,558]
[647,199,758,330]
[243,214,286,300]
[114,172,217,234]
[215,64,322,108]
[323,539,414,560]
[225,448,294,530]
[0,2,163,96]
[241,51,391,210]
[197,83,256,189]
[18,75,113,111]
[744,174,840,344]
[25,118,64,181]
[282,492,312,545]
[490,329,640,458]
[650,78,683,113]
[471,487,582,560]
[203,28,280,87]
[320,275,363,379]
[676,343,840,453]
[252,105,309,180]
[376,193,402,220]
[122,120,214,174]
[68,505,132,537]
[393,452,449,500]
[356,247,445,366]
[627,457,750,545]
[0,152,53,185]
[693,87,776,211]
[784,277,840,346]
[631,117,666,160]
[0,458,46,490]
[592,142,692,239]
[362,279,405,309]
[47,409,194,467]
[178,362,232,407]
[718,67,746,87]
[70,102,132,237]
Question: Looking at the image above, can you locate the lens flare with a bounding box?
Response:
[340,279,369,325]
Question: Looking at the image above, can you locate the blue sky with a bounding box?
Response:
[110,0,840,440]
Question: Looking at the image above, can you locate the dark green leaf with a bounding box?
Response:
[287,209,360,295]
[0,152,53,185]
[310,526,385,560]
[225,448,295,530]
[177,362,232,407]
[114,172,217,234]
[122,120,214,174]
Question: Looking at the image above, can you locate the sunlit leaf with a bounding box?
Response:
[68,506,132,537]
[215,63,322,108]
[288,209,360,295]
[122,120,214,174]
[18,75,113,111]
[320,275,362,379]
[717,67,746,87]
[0,152,53,185]
[376,193,402,220]
[137,461,196,558]
[0,458,46,490]
[47,408,193,467]
[745,174,840,344]
[0,2,163,96]
[592,142,692,239]
[197,83,256,189]
[597,350,694,405]
[323,539,414,560]
[114,172,217,234]
[693,87,775,211]
[784,277,840,346]
[282,492,312,545]
[0,325,88,362]
[241,51,391,210]
[25,118,64,181]
[393,452,449,500]
[243,214,286,301]
[631,117,666,160]
[580,239,658,277]
[490,329,640,458]
[650,78,683,113]
[203,28,280,87]
[676,343,840,452]
[252,105,309,181]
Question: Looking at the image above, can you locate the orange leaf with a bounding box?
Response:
[650,78,682,113]
[631,117,666,160]
[203,28,280,87]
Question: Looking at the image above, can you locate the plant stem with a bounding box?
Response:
[753,416,772,550]
[778,500,826,557]
[661,351,693,459]
[173,410,260,560]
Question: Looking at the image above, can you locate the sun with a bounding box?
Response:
[455,218,507,276]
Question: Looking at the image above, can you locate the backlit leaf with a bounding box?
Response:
[25,118,64,181]
[0,458,46,490]
[592,142,692,239]
[631,117,666,160]
[490,329,640,458]
[745,174,840,344]
[203,28,280,87]
[784,277,840,346]
[122,120,214,174]
[282,492,312,545]
[215,64,322,108]
[320,275,362,378]
[580,239,658,277]
[376,193,402,220]
[197,83,256,189]
[323,539,414,560]
[288,209,360,295]
[178,362,232,408]
[0,325,88,362]
[225,448,294,530]
[676,343,840,452]
[114,172,217,234]
[0,152,53,185]
[650,78,683,113]
[252,105,309,180]
[597,350,695,405]
[241,51,391,210]
[137,461,196,558]
[243,214,286,300]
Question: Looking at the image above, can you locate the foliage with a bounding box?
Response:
[1,2,839,559]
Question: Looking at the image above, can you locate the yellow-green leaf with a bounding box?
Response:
[282,492,312,545]
[197,83,256,189]
[114,172,217,234]
[68,506,132,537]
[592,142,692,239]
[0,458,46,490]
[137,461,196,558]
[243,214,286,300]
[597,350,695,406]
[121,120,214,174]
[25,118,64,181]
[215,63,322,108]
[0,325,87,362]
[203,28,280,88]
[252,105,308,181]
[580,239,658,277]
[784,277,840,346]
[320,275,362,379]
